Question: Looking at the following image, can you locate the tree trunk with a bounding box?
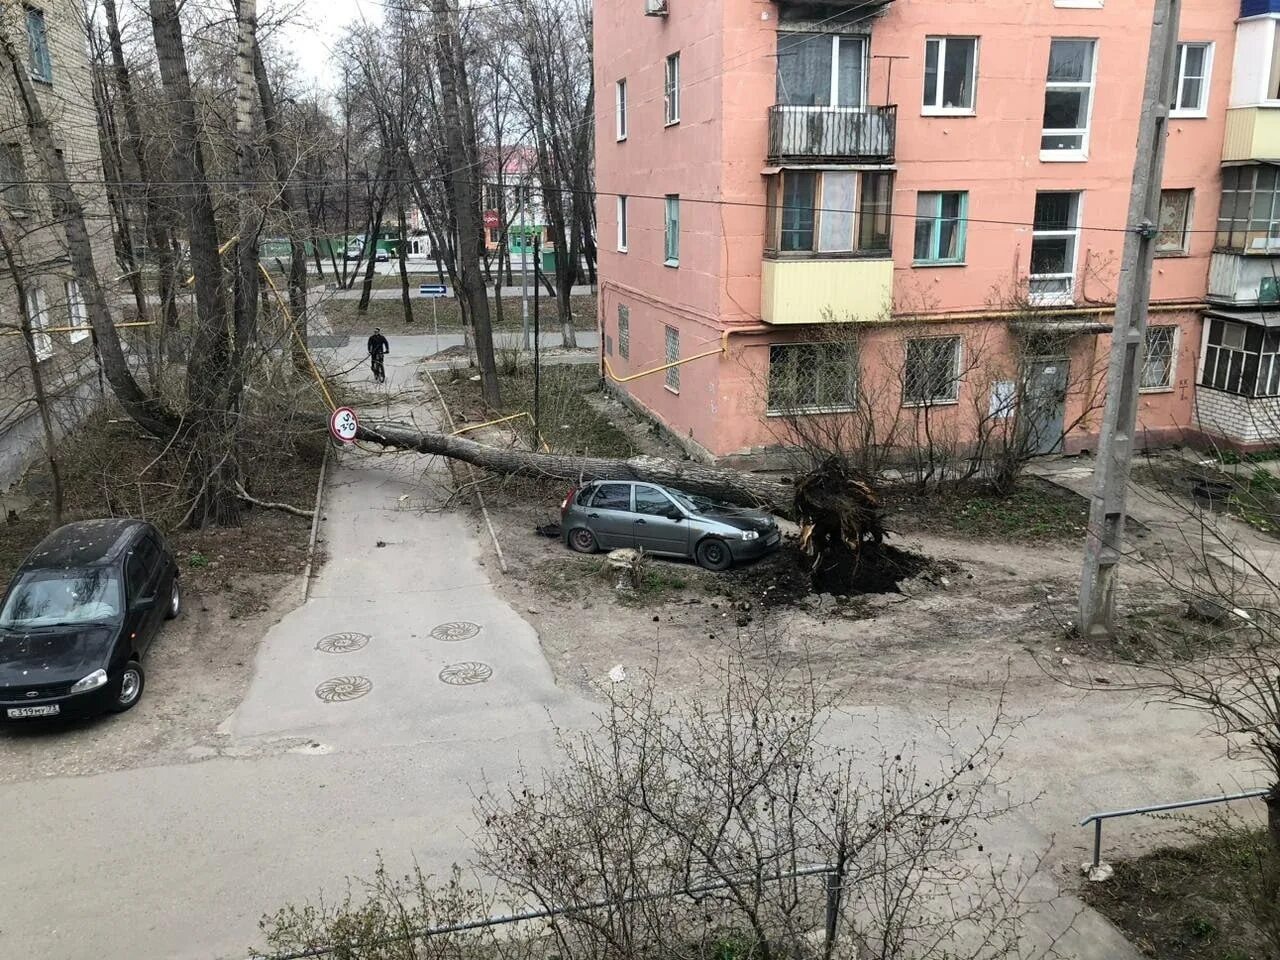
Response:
[397,185,414,325]
[358,186,386,314]
[356,421,794,517]
[0,18,171,438]
[431,0,501,407]
[231,0,261,396]
[150,0,240,526]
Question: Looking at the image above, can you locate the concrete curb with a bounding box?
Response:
[300,444,330,602]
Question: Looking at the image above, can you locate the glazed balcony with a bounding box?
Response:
[767,105,897,163]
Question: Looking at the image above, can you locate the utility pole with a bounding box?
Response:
[533,236,541,442]
[1078,0,1182,639]
[521,182,530,350]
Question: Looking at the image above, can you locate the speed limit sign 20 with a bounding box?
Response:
[329,406,360,444]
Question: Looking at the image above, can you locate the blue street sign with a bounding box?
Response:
[418,284,448,298]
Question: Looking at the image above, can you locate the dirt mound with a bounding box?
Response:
[724,541,941,608]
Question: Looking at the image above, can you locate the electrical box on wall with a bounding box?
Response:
[644,0,668,16]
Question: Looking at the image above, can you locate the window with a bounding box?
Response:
[590,483,632,511]
[25,286,51,361]
[1156,189,1192,255]
[616,79,628,140]
[665,325,680,391]
[617,305,630,359]
[634,485,676,517]
[0,143,29,207]
[767,170,893,256]
[904,337,961,405]
[1142,326,1176,390]
[1041,39,1096,158]
[617,195,628,252]
[1217,165,1280,253]
[26,7,52,83]
[1030,191,1082,304]
[1201,319,1280,397]
[66,279,89,344]
[923,37,977,114]
[664,195,680,265]
[1171,43,1211,117]
[767,341,858,414]
[776,32,866,107]
[914,191,968,264]
[664,53,680,125]
[1272,22,1280,100]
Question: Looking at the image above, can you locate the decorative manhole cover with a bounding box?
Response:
[315,676,373,703]
[430,621,481,642]
[439,662,493,686]
[316,632,371,654]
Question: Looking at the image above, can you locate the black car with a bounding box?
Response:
[0,519,180,721]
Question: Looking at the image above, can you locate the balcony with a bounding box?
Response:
[767,105,897,164]
[1208,252,1280,307]
[1223,107,1280,163]
[760,257,893,325]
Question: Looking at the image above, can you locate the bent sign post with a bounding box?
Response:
[329,406,359,444]
[419,285,449,350]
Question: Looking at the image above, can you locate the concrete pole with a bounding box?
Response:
[521,182,531,351]
[1078,0,1183,639]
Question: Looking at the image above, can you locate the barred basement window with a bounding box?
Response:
[617,305,629,359]
[903,336,961,404]
[665,325,680,391]
[1141,326,1176,389]
[767,342,858,414]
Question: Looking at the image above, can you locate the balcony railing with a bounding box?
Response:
[767,105,896,163]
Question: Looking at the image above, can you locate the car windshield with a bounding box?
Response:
[0,568,123,628]
[668,490,719,514]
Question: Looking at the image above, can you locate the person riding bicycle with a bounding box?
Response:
[367,328,389,384]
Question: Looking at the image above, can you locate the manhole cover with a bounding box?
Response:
[316,632,371,654]
[439,662,493,686]
[430,621,481,642]
[315,676,373,703]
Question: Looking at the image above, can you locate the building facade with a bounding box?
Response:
[595,0,1277,464]
[0,0,117,487]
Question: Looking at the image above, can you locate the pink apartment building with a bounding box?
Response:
[594,0,1280,464]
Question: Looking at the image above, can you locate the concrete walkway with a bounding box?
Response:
[317,283,595,301]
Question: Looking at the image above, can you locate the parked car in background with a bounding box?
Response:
[0,519,180,721]
[560,480,780,571]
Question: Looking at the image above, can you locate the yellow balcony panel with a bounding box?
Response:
[1223,106,1280,163]
[760,257,893,325]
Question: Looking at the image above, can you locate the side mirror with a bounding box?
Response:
[666,509,685,521]
[131,596,155,612]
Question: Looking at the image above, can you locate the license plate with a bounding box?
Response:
[7,705,59,719]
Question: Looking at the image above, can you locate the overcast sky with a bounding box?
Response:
[276,0,383,90]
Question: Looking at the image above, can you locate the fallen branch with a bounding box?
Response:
[234,481,316,519]
[354,421,796,517]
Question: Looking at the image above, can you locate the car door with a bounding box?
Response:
[584,482,637,549]
[632,485,691,557]
[125,536,165,653]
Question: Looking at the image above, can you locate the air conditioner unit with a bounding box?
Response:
[644,0,668,16]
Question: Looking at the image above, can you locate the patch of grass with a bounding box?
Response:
[1081,824,1278,960]
[1134,459,1280,537]
[885,477,1089,543]
[322,294,597,336]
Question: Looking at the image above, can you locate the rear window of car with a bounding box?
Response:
[590,483,632,510]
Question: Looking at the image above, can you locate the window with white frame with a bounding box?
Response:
[914,191,968,264]
[1030,191,1082,304]
[1201,319,1280,397]
[766,170,893,256]
[1217,165,1280,253]
[664,325,680,391]
[767,341,858,414]
[1041,39,1097,158]
[617,305,630,359]
[1171,43,1211,117]
[1142,325,1176,390]
[776,32,866,107]
[1156,189,1192,255]
[25,286,51,360]
[664,195,680,265]
[923,37,977,114]
[904,337,961,405]
[616,79,628,140]
[66,279,89,344]
[616,195,628,252]
[664,53,680,125]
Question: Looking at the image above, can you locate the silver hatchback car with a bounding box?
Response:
[560,480,781,571]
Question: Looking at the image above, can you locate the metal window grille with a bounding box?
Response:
[618,305,630,359]
[904,336,960,404]
[665,325,680,391]
[767,342,858,414]
[1141,326,1176,389]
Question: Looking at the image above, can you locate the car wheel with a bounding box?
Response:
[696,537,733,572]
[109,662,145,714]
[567,527,598,554]
[165,577,181,620]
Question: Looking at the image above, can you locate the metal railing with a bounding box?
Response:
[1080,787,1269,869]
[252,862,845,960]
[767,104,896,162]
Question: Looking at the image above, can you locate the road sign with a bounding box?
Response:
[329,406,359,444]
[419,284,448,298]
